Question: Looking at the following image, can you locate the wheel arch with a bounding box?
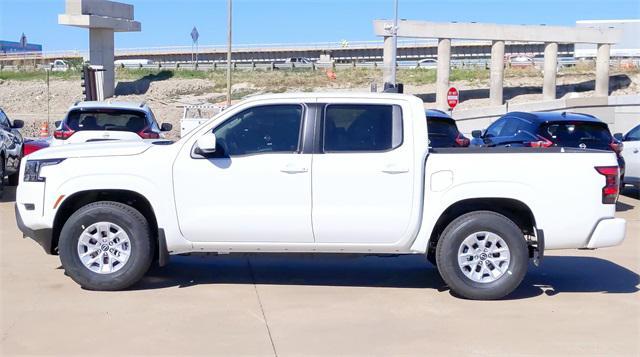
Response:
[427,197,537,257]
[52,189,163,261]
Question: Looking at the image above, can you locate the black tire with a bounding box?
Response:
[436,211,528,300]
[58,201,154,291]
[7,170,19,186]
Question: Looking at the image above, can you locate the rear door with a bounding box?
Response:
[311,101,414,244]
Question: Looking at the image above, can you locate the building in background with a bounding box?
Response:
[0,40,43,54]
[575,19,640,58]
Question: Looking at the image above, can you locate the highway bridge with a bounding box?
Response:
[0,39,573,65]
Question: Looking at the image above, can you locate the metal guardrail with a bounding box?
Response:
[2,39,535,62]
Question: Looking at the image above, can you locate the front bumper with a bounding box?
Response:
[15,204,54,254]
[586,217,626,249]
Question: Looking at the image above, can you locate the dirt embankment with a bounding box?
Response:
[1,70,638,140]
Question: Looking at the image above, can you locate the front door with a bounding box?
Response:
[173,104,313,243]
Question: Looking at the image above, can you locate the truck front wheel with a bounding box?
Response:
[436,211,528,300]
[58,201,154,291]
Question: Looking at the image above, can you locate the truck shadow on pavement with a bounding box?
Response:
[135,254,639,300]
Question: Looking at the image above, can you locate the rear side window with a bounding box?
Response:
[66,109,149,132]
[323,104,402,152]
[540,122,612,147]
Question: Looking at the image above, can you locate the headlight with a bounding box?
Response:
[24,159,65,182]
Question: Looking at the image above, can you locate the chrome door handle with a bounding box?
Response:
[381,164,409,174]
[280,165,308,174]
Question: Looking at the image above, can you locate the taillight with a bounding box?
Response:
[138,126,160,139]
[595,166,619,204]
[525,135,553,148]
[23,144,45,156]
[454,133,470,147]
[609,140,623,154]
[53,123,75,140]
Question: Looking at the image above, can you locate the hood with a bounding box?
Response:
[26,140,154,160]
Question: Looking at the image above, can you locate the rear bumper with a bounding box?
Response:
[586,217,626,249]
[15,204,54,254]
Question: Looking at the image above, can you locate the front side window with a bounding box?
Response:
[485,118,507,137]
[626,125,640,141]
[213,105,303,156]
[323,104,402,152]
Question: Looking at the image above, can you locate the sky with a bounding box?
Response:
[1,0,639,51]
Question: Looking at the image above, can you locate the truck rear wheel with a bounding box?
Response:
[58,201,154,291]
[436,211,528,300]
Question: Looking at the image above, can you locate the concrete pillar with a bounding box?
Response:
[382,36,394,85]
[595,43,611,97]
[436,38,451,109]
[89,28,115,98]
[543,42,558,100]
[490,40,505,106]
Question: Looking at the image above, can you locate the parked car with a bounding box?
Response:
[415,58,438,69]
[508,55,535,68]
[50,59,69,72]
[0,108,24,196]
[16,93,626,300]
[615,124,640,189]
[284,57,313,65]
[23,138,50,156]
[471,111,625,183]
[51,101,173,146]
[425,109,470,147]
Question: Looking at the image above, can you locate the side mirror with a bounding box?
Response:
[55,120,62,128]
[613,133,624,141]
[195,132,217,154]
[11,120,24,129]
[471,130,482,139]
[160,123,173,132]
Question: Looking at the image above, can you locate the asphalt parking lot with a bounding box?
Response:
[1,186,638,356]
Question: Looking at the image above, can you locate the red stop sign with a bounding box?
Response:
[447,87,459,109]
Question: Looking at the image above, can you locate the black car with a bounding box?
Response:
[0,108,24,196]
[471,111,625,178]
[426,109,470,148]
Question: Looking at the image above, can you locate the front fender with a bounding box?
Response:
[47,174,192,254]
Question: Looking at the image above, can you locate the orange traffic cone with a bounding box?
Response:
[326,69,337,80]
[39,122,49,138]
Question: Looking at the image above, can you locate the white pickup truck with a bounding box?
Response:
[15,93,626,299]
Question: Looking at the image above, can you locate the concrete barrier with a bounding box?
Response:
[452,94,640,134]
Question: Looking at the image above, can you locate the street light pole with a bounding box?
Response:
[226,0,232,106]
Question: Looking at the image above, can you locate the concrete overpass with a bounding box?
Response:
[0,40,573,65]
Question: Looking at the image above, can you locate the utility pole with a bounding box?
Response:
[390,0,398,86]
[226,0,232,106]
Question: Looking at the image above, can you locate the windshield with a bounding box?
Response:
[540,122,612,148]
[65,109,153,132]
